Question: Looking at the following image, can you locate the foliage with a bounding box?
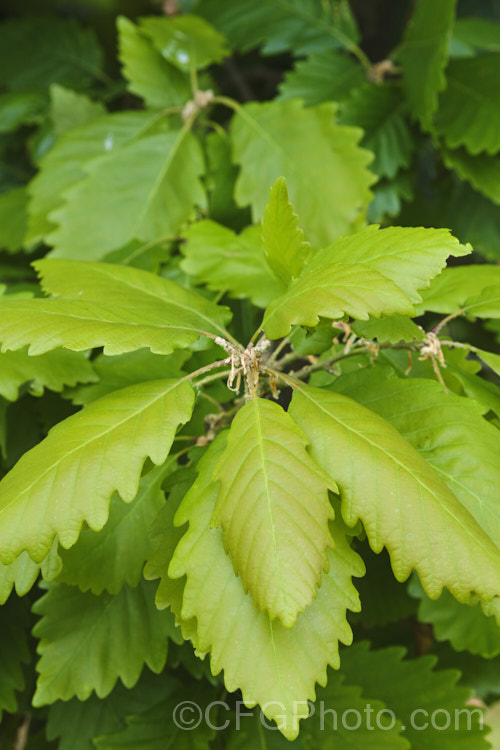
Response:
[0,1,499,748]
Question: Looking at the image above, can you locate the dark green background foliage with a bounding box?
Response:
[0,0,500,747]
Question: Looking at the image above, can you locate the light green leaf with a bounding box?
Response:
[0,16,103,92]
[398,0,456,126]
[446,355,500,419]
[409,577,500,658]
[485,702,500,750]
[461,287,500,319]
[49,130,206,260]
[0,186,28,253]
[117,16,191,109]
[315,225,470,303]
[261,177,311,287]
[443,148,500,205]
[57,462,172,595]
[0,596,31,720]
[140,15,229,71]
[32,579,179,705]
[168,434,364,739]
[417,265,500,314]
[49,85,105,137]
[46,670,178,750]
[434,54,500,154]
[0,347,96,401]
[339,83,414,178]
[277,50,364,106]
[144,466,198,632]
[263,263,414,340]
[333,371,500,555]
[181,220,282,307]
[289,382,500,601]
[0,542,61,605]
[211,398,335,627]
[352,315,424,344]
[94,682,215,750]
[0,378,194,564]
[340,642,489,750]
[476,347,500,377]
[69,349,190,405]
[231,99,375,248]
[269,225,445,338]
[0,259,231,356]
[195,0,360,56]
[27,110,154,246]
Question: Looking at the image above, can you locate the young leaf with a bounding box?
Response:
[434,54,500,154]
[312,225,470,303]
[49,131,206,260]
[56,462,172,595]
[409,577,500,659]
[117,17,191,109]
[417,265,500,314]
[140,15,229,71]
[230,99,375,248]
[261,177,311,287]
[460,286,500,319]
[339,83,414,179]
[263,262,414,340]
[0,378,194,563]
[168,434,364,739]
[288,383,500,602]
[0,596,31,720]
[144,465,199,643]
[27,111,155,246]
[181,220,282,307]
[278,50,365,107]
[32,579,179,705]
[0,260,231,356]
[340,642,489,750]
[211,398,335,627]
[398,0,456,126]
[334,373,500,549]
[0,542,61,605]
